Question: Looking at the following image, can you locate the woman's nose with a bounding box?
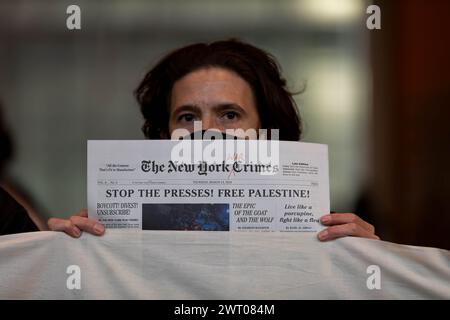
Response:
[200,116,220,132]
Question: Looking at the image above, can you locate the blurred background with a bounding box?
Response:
[0,0,448,249]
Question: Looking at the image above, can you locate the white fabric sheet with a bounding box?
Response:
[0,230,449,299]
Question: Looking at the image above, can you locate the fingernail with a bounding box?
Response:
[318,230,328,240]
[94,224,105,234]
[321,215,331,224]
[73,228,81,237]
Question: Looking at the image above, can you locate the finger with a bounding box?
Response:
[47,218,81,238]
[320,213,375,234]
[75,208,88,218]
[317,223,380,242]
[69,216,105,236]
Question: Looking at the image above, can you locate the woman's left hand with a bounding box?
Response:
[317,213,380,241]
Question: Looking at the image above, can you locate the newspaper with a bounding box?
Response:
[87,140,329,232]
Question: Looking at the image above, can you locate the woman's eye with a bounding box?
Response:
[178,114,195,122]
[223,111,238,120]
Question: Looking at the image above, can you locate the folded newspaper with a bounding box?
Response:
[88,140,329,232]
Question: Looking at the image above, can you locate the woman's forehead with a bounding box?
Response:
[170,67,255,110]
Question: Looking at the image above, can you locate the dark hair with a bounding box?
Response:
[0,102,13,176]
[135,39,302,141]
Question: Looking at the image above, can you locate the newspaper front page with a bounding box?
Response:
[88,140,329,232]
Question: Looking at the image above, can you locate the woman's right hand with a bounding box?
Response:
[47,208,105,238]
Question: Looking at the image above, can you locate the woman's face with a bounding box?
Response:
[168,67,260,137]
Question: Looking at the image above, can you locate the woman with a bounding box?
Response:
[48,39,379,241]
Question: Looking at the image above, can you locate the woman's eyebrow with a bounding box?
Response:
[171,105,200,117]
[213,103,247,114]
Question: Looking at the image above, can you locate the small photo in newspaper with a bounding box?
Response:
[142,203,230,231]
